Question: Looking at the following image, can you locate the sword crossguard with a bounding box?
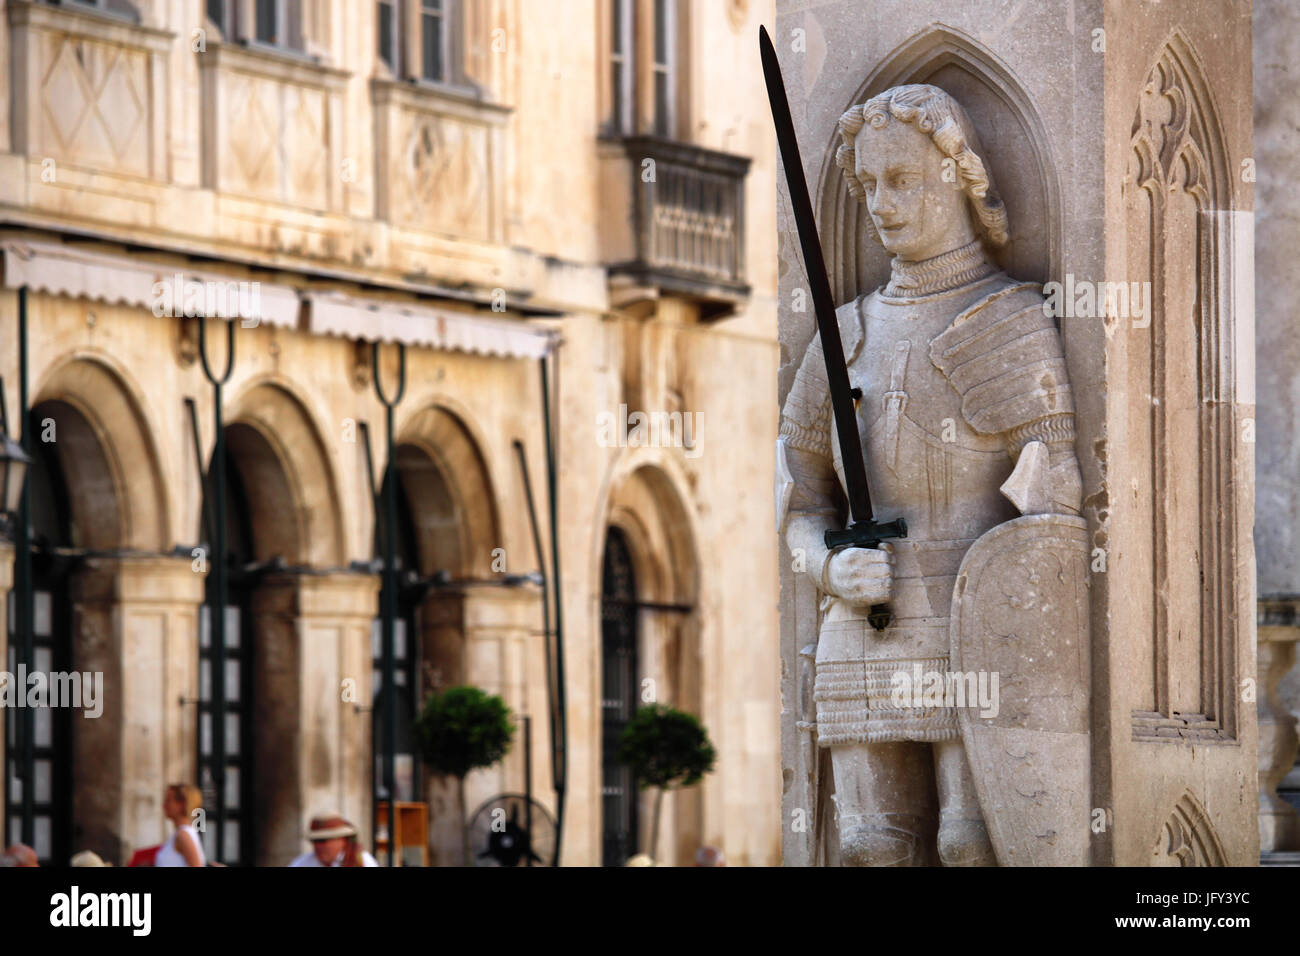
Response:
[823,517,908,631]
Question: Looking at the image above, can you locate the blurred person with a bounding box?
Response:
[154,783,205,867]
[0,843,37,867]
[694,845,726,866]
[288,814,377,867]
[70,850,112,867]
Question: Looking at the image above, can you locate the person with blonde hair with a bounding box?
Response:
[154,783,205,867]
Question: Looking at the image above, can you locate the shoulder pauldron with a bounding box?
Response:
[929,283,1074,438]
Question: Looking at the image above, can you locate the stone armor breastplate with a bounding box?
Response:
[815,274,1020,746]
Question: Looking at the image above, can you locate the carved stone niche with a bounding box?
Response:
[816,26,1061,307]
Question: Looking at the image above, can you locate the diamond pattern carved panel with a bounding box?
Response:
[201,43,345,213]
[371,80,510,243]
[12,4,167,180]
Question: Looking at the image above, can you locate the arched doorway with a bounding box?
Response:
[389,405,504,865]
[600,526,639,866]
[7,355,173,865]
[598,462,701,866]
[199,381,350,865]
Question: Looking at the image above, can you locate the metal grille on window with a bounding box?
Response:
[5,588,70,865]
[197,603,249,865]
[600,527,638,866]
[372,615,420,805]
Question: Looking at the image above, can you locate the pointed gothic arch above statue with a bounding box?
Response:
[816,24,1061,306]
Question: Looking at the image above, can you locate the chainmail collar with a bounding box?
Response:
[883,239,996,298]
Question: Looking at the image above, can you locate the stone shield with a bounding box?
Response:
[949,514,1092,866]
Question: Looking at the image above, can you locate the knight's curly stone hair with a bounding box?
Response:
[836,84,1009,248]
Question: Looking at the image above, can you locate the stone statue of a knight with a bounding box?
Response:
[777,84,1090,866]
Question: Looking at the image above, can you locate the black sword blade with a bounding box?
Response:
[759,25,874,524]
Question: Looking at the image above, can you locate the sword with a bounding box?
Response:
[760,26,906,631]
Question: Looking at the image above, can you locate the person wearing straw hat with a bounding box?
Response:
[288,814,378,867]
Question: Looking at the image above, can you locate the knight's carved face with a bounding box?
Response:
[852,118,975,262]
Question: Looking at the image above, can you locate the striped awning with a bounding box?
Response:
[306,291,557,360]
[2,238,559,359]
[1,238,300,328]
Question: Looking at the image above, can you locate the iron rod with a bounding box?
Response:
[17,285,33,848]
[540,354,567,865]
[199,318,234,862]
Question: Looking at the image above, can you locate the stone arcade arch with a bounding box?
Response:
[209,381,373,866]
[816,23,1063,305]
[15,355,196,866]
[597,460,701,866]
[391,403,507,866]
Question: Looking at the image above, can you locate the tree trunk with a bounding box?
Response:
[460,776,471,867]
[650,787,665,863]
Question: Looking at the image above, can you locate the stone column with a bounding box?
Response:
[71,555,205,864]
[1258,600,1300,855]
[251,571,378,866]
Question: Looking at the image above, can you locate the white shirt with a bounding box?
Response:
[154,825,206,867]
[289,848,379,867]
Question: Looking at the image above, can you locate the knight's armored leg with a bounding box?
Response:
[932,739,997,866]
[831,741,933,866]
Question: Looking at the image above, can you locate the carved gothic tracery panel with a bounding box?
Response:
[1126,35,1238,742]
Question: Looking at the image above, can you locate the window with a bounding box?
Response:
[603,0,682,139]
[59,0,140,22]
[254,0,303,51]
[376,0,464,88]
[610,0,633,135]
[377,0,399,72]
[420,0,448,83]
[207,0,233,38]
[651,0,675,137]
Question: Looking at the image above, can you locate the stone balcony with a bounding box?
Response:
[601,136,751,318]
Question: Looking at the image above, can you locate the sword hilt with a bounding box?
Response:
[823,517,907,631]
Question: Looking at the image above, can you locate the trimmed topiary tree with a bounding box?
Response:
[416,685,514,865]
[617,704,716,863]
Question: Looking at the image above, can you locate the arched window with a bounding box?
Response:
[600,526,639,866]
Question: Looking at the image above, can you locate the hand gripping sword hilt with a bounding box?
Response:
[823,516,908,632]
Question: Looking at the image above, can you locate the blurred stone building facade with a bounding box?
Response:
[0,0,778,866]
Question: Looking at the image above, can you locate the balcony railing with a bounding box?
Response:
[612,136,751,316]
